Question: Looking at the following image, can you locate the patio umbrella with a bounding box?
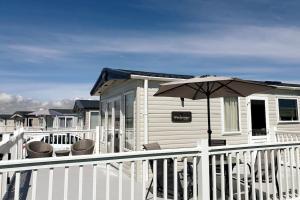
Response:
[29,109,62,129]
[29,109,62,116]
[154,76,275,146]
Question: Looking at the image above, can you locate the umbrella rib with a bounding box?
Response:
[210,80,233,94]
[154,83,190,96]
[217,81,245,97]
[185,84,199,92]
[195,83,206,93]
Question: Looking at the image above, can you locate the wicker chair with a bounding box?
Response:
[26,141,53,158]
[71,139,95,155]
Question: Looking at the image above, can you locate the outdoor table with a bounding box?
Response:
[55,150,70,157]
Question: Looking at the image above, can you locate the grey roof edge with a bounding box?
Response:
[73,100,99,111]
[90,68,300,96]
[90,67,194,95]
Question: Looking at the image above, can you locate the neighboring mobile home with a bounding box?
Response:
[73,100,100,130]
[91,68,300,153]
[10,111,39,130]
[48,109,79,130]
[0,114,14,132]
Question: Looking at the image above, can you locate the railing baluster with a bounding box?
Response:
[228,153,233,200]
[212,155,217,200]
[163,159,167,200]
[119,162,123,200]
[2,154,8,197]
[257,150,263,200]
[153,160,157,200]
[290,147,295,198]
[131,161,135,200]
[193,156,197,200]
[244,151,249,200]
[174,157,178,200]
[284,148,289,198]
[93,164,97,200]
[64,167,69,200]
[236,152,241,200]
[251,151,256,200]
[270,150,276,199]
[0,173,3,198]
[14,171,20,200]
[32,169,38,200]
[264,150,270,199]
[142,160,146,200]
[277,149,283,200]
[106,164,110,200]
[183,157,188,200]
[296,147,300,198]
[48,168,54,200]
[220,154,225,200]
[78,165,83,200]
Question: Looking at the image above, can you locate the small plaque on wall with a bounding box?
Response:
[171,112,192,123]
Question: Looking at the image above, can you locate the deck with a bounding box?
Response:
[1,129,300,200]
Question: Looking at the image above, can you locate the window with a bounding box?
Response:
[125,93,134,150]
[90,112,99,129]
[28,118,33,127]
[59,118,65,128]
[278,99,299,121]
[66,118,73,128]
[100,102,105,127]
[223,97,240,133]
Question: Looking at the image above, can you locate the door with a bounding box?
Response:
[114,100,121,152]
[107,102,113,153]
[106,98,121,153]
[248,97,269,143]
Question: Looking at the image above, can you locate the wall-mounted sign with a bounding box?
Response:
[171,112,192,123]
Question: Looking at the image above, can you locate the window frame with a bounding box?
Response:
[276,97,300,124]
[221,97,242,135]
[89,111,100,130]
[123,90,136,152]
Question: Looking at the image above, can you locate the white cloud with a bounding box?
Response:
[0,92,76,114]
[0,93,14,103]
[64,25,300,61]
[2,25,300,64]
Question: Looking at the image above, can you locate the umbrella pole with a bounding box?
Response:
[207,95,212,146]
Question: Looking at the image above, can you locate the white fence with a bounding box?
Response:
[1,138,300,199]
[276,130,300,142]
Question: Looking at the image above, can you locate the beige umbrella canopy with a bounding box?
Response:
[154,76,275,146]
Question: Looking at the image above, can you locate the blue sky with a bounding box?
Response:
[0,0,300,112]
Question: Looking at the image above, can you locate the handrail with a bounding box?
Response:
[0,147,201,172]
[209,141,300,154]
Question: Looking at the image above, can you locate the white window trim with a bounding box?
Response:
[221,97,242,135]
[27,118,34,127]
[123,90,136,152]
[58,116,75,128]
[276,96,300,124]
[88,111,100,130]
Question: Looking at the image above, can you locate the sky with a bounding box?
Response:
[1,0,300,113]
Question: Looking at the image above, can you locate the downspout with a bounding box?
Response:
[144,79,149,145]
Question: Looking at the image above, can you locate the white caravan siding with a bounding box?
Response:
[267,90,300,131]
[142,81,248,149]
[99,78,300,151]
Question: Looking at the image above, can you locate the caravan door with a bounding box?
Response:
[247,96,270,144]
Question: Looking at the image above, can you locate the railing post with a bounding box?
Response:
[197,139,210,200]
[95,126,100,154]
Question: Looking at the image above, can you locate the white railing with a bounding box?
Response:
[209,142,300,200]
[0,128,25,161]
[1,139,300,200]
[0,147,202,200]
[276,130,300,142]
[0,126,15,133]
